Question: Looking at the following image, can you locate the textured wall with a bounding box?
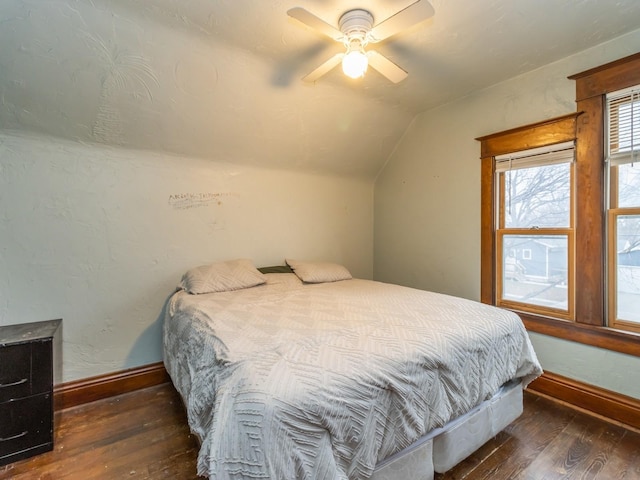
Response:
[0,0,415,179]
[374,29,640,398]
[4,1,640,179]
[0,131,373,382]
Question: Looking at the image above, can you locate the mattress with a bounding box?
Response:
[163,273,542,479]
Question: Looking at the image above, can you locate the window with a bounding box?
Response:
[495,142,574,319]
[607,87,640,333]
[477,53,640,357]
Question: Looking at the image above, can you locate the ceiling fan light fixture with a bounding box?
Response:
[288,1,434,84]
[342,47,368,79]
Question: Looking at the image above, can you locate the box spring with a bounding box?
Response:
[370,380,523,480]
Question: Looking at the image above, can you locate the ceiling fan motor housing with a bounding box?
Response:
[339,9,374,45]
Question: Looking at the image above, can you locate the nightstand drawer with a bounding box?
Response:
[0,341,52,402]
[0,343,31,401]
[0,393,53,461]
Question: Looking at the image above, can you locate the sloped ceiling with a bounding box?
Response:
[2,0,640,178]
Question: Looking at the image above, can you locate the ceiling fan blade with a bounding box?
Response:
[302,53,344,83]
[287,7,344,41]
[369,0,434,43]
[367,51,408,83]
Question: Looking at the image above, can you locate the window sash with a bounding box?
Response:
[607,86,640,334]
[495,155,575,319]
[607,208,640,334]
[607,87,640,166]
[496,229,574,319]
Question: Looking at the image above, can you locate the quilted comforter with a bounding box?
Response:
[163,273,542,479]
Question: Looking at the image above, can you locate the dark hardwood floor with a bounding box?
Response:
[1,384,200,480]
[437,394,640,480]
[1,384,639,479]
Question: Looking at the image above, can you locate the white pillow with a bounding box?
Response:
[180,259,266,294]
[285,259,352,283]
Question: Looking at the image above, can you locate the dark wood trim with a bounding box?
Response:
[480,155,495,306]
[53,362,170,411]
[569,52,640,101]
[521,312,640,357]
[574,95,605,325]
[476,112,580,158]
[528,371,640,431]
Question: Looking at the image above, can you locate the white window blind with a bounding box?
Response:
[494,141,575,173]
[607,86,640,166]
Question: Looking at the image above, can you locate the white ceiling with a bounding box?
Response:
[2,0,640,177]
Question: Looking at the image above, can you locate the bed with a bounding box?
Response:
[163,259,542,480]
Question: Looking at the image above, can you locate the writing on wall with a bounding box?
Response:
[168,192,235,210]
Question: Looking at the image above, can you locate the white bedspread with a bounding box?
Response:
[163,274,542,479]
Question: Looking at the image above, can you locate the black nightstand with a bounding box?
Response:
[0,319,61,466]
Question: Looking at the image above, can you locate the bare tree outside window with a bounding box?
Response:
[618,163,640,208]
[504,163,570,228]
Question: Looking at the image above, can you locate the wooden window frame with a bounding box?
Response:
[477,53,640,357]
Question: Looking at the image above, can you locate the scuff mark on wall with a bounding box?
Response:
[168,192,236,210]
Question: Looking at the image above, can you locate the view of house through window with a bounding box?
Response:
[607,87,640,332]
[495,143,574,318]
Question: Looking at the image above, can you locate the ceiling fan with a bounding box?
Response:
[287,1,434,84]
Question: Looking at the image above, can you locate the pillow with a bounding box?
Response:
[285,259,352,283]
[179,258,266,294]
[263,272,303,286]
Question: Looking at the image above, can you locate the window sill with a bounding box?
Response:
[518,311,640,357]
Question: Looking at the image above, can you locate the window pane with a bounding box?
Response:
[618,163,640,208]
[501,234,568,310]
[615,215,640,324]
[503,163,570,228]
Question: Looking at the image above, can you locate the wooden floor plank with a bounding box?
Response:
[596,429,640,480]
[1,384,639,479]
